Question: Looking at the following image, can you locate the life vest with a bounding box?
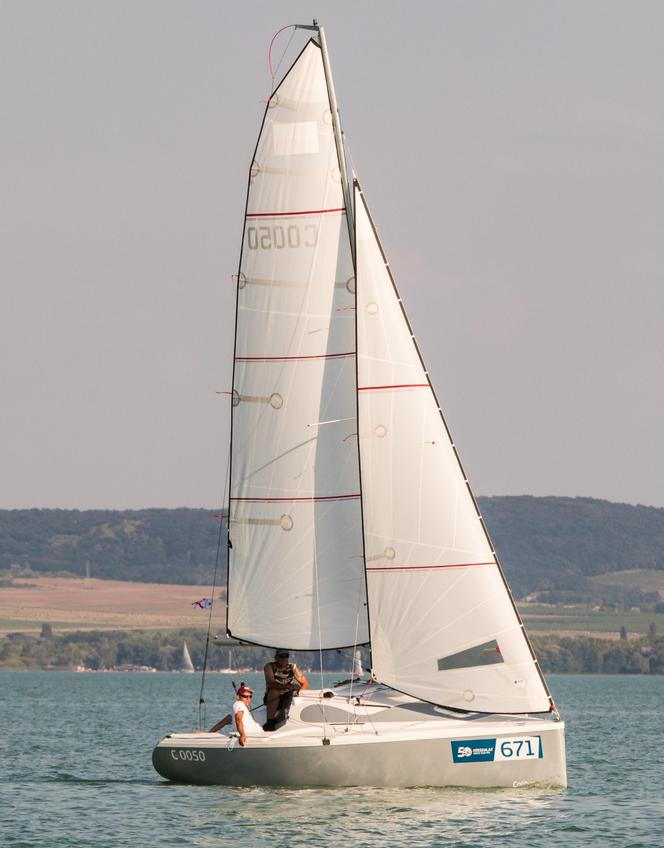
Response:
[270,661,295,687]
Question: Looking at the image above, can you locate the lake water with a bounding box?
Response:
[1,672,662,847]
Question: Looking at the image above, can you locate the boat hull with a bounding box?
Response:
[152,722,566,789]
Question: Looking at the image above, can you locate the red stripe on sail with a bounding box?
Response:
[366,561,496,572]
[358,383,429,392]
[230,494,360,503]
[235,351,356,362]
[246,208,346,219]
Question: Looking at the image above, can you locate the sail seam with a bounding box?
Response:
[231,494,360,502]
[235,351,355,362]
[367,561,496,572]
[358,383,429,391]
[246,207,346,218]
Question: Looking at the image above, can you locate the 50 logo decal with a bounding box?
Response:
[456,746,473,759]
[170,749,206,762]
[246,223,318,250]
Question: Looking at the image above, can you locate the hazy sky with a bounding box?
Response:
[1,1,662,510]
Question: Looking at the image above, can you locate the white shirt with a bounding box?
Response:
[232,700,263,734]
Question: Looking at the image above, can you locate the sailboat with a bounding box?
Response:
[152,22,566,788]
[181,642,195,673]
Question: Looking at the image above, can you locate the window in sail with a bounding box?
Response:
[437,640,504,671]
[272,121,319,155]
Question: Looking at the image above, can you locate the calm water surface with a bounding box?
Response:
[1,672,662,847]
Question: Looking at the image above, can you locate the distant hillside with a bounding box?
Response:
[0,508,224,585]
[480,496,664,601]
[2,497,664,602]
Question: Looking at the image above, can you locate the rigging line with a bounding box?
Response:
[268,25,298,89]
[342,131,359,180]
[306,416,355,428]
[197,446,231,730]
[312,535,328,742]
[346,585,365,731]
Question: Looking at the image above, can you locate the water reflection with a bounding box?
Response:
[195,785,565,848]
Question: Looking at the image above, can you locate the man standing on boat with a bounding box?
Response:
[263,650,308,730]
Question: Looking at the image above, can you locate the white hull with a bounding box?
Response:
[153,685,566,788]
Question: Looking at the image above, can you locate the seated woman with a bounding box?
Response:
[208,683,262,746]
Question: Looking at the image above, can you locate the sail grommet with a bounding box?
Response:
[374,424,387,438]
[322,108,333,126]
[463,690,475,703]
[367,302,379,315]
[267,94,279,109]
[331,166,341,183]
[238,272,247,290]
[384,547,396,560]
[232,390,241,407]
[345,276,356,294]
[269,393,283,409]
[280,515,293,531]
[250,161,260,180]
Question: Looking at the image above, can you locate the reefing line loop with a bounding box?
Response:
[268,25,298,88]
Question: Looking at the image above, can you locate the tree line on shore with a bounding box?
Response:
[2,627,663,675]
[2,497,664,607]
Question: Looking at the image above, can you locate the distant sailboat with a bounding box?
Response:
[153,21,567,788]
[181,642,195,673]
[216,647,235,674]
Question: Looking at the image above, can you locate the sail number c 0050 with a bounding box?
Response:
[170,749,206,762]
[247,223,318,250]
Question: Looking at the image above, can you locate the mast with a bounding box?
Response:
[299,21,355,261]
[313,21,370,665]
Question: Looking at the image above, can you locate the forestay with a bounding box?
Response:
[354,184,551,713]
[227,41,368,650]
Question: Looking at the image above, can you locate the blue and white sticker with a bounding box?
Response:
[451,736,542,764]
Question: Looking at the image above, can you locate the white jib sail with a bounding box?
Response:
[355,184,550,713]
[227,41,368,650]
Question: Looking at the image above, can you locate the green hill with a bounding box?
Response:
[0,508,224,585]
[2,497,664,605]
[480,496,664,604]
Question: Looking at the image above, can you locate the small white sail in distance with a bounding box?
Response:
[182,641,195,673]
[354,183,551,714]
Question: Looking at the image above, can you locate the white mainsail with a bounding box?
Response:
[354,184,551,713]
[227,41,368,650]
